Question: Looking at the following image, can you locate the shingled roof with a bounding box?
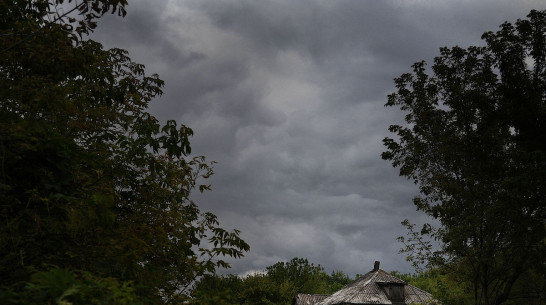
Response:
[293,293,330,305]
[295,261,437,305]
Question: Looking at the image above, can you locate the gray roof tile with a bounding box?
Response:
[293,293,330,305]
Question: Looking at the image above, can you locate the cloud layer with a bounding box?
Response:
[92,0,545,275]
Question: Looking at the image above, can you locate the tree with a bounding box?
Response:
[191,272,288,305]
[391,269,473,305]
[266,257,328,294]
[190,257,349,305]
[382,10,546,305]
[325,270,352,293]
[190,274,243,305]
[0,1,249,304]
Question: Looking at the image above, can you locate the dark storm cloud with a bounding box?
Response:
[91,0,546,276]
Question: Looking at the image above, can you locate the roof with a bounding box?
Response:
[293,293,330,305]
[314,268,436,305]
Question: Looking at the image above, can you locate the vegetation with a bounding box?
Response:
[391,269,473,305]
[0,1,248,304]
[2,1,545,305]
[191,257,353,305]
[383,9,546,305]
[191,258,477,305]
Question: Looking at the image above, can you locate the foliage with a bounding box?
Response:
[1,267,144,305]
[266,257,328,294]
[383,9,546,305]
[391,269,473,305]
[325,270,352,293]
[0,0,249,304]
[190,274,243,305]
[239,274,287,305]
[191,257,353,305]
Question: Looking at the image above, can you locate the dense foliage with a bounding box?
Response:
[391,269,474,305]
[383,9,546,305]
[0,1,248,304]
[191,258,353,305]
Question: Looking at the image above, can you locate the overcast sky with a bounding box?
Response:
[92,0,545,276]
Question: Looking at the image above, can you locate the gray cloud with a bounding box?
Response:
[91,0,546,276]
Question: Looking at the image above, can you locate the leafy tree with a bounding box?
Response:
[239,274,286,305]
[383,10,546,305]
[391,269,473,305]
[190,274,243,305]
[1,267,145,305]
[191,257,350,305]
[266,257,328,294]
[0,0,249,304]
[325,270,352,293]
[192,273,286,305]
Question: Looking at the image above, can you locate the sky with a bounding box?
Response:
[91,0,546,277]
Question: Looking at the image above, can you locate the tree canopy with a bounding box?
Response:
[0,1,248,304]
[191,257,353,305]
[383,9,546,305]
